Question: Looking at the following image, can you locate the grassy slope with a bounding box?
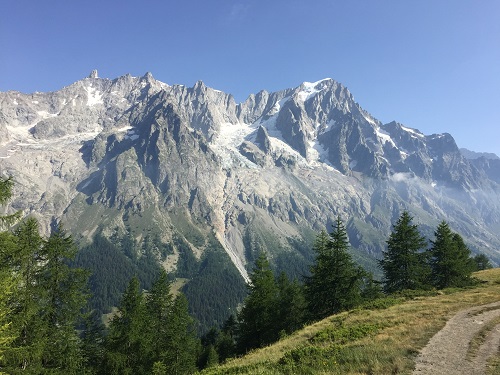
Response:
[201,269,500,375]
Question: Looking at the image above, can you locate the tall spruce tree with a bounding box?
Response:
[237,252,278,352]
[216,315,237,362]
[305,217,364,321]
[103,276,149,375]
[145,269,174,369]
[275,272,305,336]
[429,222,475,288]
[80,310,105,374]
[39,224,88,372]
[0,177,21,230]
[1,218,46,373]
[161,294,198,375]
[145,269,197,374]
[0,232,16,362]
[0,177,19,363]
[379,211,429,293]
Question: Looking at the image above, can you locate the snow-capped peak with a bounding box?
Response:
[296,78,331,102]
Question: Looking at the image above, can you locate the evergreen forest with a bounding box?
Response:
[0,177,493,374]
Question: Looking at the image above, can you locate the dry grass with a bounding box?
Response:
[201,269,500,375]
[487,353,500,375]
[468,314,500,360]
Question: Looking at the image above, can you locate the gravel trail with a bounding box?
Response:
[413,301,500,375]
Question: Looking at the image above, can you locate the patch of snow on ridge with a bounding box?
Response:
[269,97,290,115]
[401,125,424,138]
[37,110,58,119]
[116,125,133,133]
[297,79,328,102]
[85,86,103,106]
[256,106,313,167]
[308,140,329,163]
[362,112,376,125]
[375,126,396,147]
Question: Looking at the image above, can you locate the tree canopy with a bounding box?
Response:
[379,211,429,293]
[304,217,365,321]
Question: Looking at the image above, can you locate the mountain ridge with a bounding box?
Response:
[1,71,500,288]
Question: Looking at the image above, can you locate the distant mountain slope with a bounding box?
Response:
[460,148,499,160]
[1,71,500,328]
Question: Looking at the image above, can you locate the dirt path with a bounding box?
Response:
[413,301,500,375]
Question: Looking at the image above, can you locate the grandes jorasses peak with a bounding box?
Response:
[1,71,499,280]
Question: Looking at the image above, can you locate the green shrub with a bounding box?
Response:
[360,296,405,310]
[311,323,381,344]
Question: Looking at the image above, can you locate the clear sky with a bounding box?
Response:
[1,0,499,155]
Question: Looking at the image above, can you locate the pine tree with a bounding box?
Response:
[104,276,149,375]
[216,315,237,362]
[429,222,475,288]
[39,223,88,372]
[379,211,429,293]
[0,177,21,230]
[80,310,105,374]
[0,232,16,364]
[360,272,384,301]
[237,252,278,352]
[303,230,331,319]
[161,294,197,375]
[0,177,19,362]
[305,217,365,321]
[144,269,174,371]
[473,253,492,271]
[1,218,46,373]
[275,272,305,336]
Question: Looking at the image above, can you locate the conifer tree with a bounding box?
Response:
[144,269,179,372]
[379,211,429,293]
[39,223,88,372]
[0,177,21,230]
[305,217,364,321]
[473,253,492,271]
[275,272,305,336]
[237,252,278,352]
[161,294,197,375]
[199,328,219,369]
[429,222,475,288]
[216,315,237,362]
[1,218,46,373]
[0,177,19,363]
[104,276,149,375]
[0,263,15,366]
[303,230,331,319]
[80,310,105,374]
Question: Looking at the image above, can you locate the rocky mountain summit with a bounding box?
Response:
[1,71,500,283]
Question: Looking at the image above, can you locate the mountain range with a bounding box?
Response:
[1,71,499,318]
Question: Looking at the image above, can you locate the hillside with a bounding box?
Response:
[201,268,500,374]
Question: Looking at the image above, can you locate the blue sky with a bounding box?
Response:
[1,0,499,155]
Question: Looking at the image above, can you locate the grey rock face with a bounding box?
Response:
[1,72,500,281]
